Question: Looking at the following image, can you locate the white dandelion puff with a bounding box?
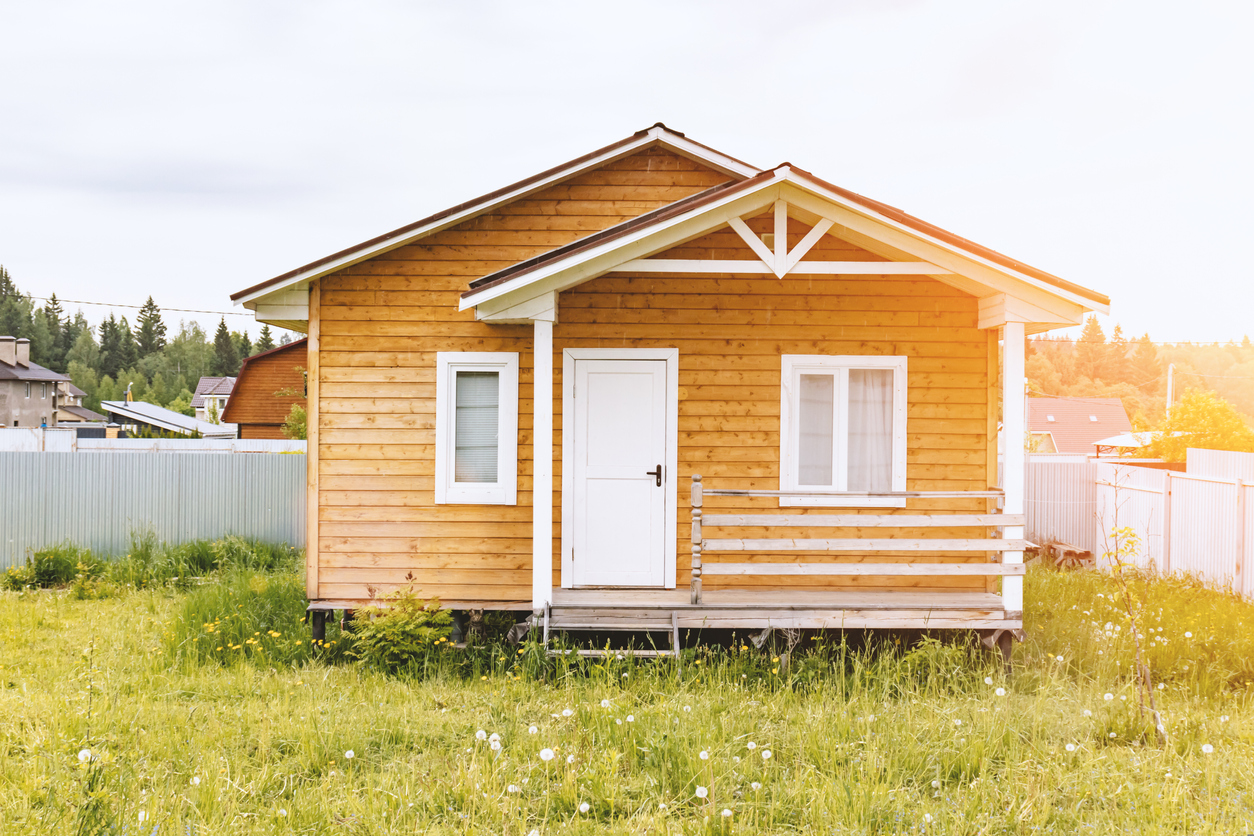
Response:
[601,699,610,708]
[722,809,733,818]
[579,802,590,813]
[344,750,355,759]
[562,708,573,717]
[1202,743,1214,754]
[137,812,148,823]
[746,741,756,750]
[1065,743,1076,752]
[1083,709,1092,717]
[1109,732,1117,738]
[931,780,940,789]
[626,715,635,723]
[278,809,287,817]
[508,784,520,793]
[1221,715,1230,723]
[695,786,708,799]
[750,781,761,791]
[190,776,200,786]
[77,749,92,763]
[490,740,502,752]
[528,725,538,734]
[1056,656,1064,663]
[475,730,487,741]
[699,750,709,760]
[761,749,772,760]
[984,677,993,685]
[616,719,622,725]
[683,705,692,712]
[924,813,934,823]
[539,748,555,761]
[489,733,501,744]
[567,754,575,764]
[1185,632,1192,638]
[995,687,1006,697]
[1103,693,1114,701]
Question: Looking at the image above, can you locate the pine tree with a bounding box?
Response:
[117,316,138,371]
[135,297,167,357]
[212,318,239,377]
[98,315,123,379]
[1130,333,1161,393]
[233,330,252,364]
[42,295,66,371]
[1108,324,1130,382]
[0,265,33,340]
[255,324,275,352]
[1074,315,1107,382]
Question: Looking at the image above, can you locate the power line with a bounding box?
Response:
[25,295,252,317]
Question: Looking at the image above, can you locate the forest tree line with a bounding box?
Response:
[1028,315,1254,430]
[1,265,293,416]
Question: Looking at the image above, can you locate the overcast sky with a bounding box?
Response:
[1,1,1250,344]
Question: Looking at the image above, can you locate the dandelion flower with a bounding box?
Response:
[1185,631,1192,638]
[1103,693,1114,702]
[190,776,200,786]
[627,715,635,723]
[489,733,501,744]
[539,748,555,762]
[1202,743,1214,754]
[1109,732,1117,739]
[954,719,962,726]
[616,719,622,725]
[995,687,1006,697]
[562,708,573,717]
[622,672,628,678]
[345,750,355,760]
[924,813,934,823]
[508,784,520,793]
[1221,715,1230,723]
[579,802,590,813]
[699,750,709,760]
[476,730,487,741]
[761,749,772,760]
[567,755,575,764]
[528,831,539,836]
[1083,709,1092,717]
[931,780,941,789]
[278,809,287,817]
[528,725,538,734]
[722,809,733,818]
[138,812,148,823]
[490,740,502,752]
[750,782,761,791]
[1056,655,1064,663]
[984,676,993,685]
[601,699,610,708]
[733,756,740,763]
[746,741,756,750]
[1158,683,1165,690]
[695,786,708,799]
[77,749,91,763]
[683,705,692,712]
[1065,743,1076,752]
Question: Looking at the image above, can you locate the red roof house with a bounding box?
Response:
[1028,397,1131,454]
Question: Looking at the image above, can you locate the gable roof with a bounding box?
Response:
[102,400,238,438]
[0,358,70,383]
[1028,397,1133,454]
[460,163,1110,316]
[220,338,307,426]
[191,376,235,409]
[231,124,759,307]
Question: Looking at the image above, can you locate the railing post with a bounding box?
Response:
[1000,321,1025,616]
[691,474,703,605]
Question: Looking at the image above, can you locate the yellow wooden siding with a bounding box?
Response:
[315,148,732,604]
[553,217,992,593]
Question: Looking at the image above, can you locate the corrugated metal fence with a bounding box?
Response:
[1026,455,1098,553]
[0,452,306,569]
[1094,462,1252,598]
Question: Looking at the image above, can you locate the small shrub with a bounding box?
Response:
[349,589,454,675]
[1,543,101,590]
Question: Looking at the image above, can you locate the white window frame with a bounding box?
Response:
[41,383,47,399]
[434,351,519,505]
[779,354,908,508]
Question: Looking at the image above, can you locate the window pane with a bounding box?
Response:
[798,374,834,486]
[848,369,893,492]
[454,371,499,483]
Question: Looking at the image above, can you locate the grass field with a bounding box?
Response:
[1,551,1252,834]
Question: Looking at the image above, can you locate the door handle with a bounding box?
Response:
[646,464,662,487]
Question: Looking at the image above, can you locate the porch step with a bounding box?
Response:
[541,607,682,663]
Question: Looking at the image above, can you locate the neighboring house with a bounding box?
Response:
[1028,397,1132,454]
[231,124,1111,643]
[0,336,70,428]
[192,376,236,423]
[55,382,106,424]
[102,400,238,439]
[220,339,307,439]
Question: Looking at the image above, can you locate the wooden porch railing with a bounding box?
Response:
[689,474,1024,604]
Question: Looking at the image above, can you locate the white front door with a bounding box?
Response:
[570,358,668,586]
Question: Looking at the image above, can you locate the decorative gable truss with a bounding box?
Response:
[462,165,1109,332]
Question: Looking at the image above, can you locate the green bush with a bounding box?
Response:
[1,543,102,590]
[349,589,454,675]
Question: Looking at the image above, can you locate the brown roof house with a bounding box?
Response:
[0,336,71,428]
[1028,397,1132,454]
[230,123,1112,650]
[192,376,235,424]
[221,339,308,439]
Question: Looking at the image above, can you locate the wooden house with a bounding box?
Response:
[231,124,1109,651]
[221,339,308,439]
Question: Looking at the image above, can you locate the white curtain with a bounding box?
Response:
[847,369,893,491]
[798,374,834,486]
[454,371,500,482]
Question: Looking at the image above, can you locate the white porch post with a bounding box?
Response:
[531,315,554,613]
[1002,321,1026,614]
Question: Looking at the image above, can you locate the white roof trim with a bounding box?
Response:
[234,127,760,308]
[463,168,1107,322]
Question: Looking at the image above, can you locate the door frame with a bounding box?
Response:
[561,347,679,589]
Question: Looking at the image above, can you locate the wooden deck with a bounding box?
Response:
[549,588,1019,631]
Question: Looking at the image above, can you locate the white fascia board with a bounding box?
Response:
[978,293,1084,331]
[463,180,786,314]
[779,175,1110,316]
[234,129,760,308]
